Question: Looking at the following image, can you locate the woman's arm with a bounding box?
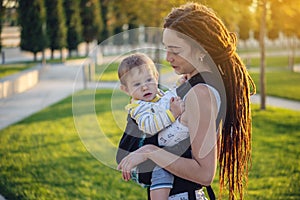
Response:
[118,85,219,185]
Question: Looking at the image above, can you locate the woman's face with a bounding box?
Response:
[162,28,199,77]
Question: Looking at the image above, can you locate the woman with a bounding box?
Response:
[118,2,255,199]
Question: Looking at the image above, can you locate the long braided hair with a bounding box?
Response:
[164,3,256,199]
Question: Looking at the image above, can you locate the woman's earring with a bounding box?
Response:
[199,55,204,62]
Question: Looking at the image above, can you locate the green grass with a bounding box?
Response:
[0,89,145,200]
[243,56,300,69]
[246,105,300,199]
[0,63,35,78]
[96,62,119,81]
[237,47,295,54]
[250,71,300,101]
[0,89,299,199]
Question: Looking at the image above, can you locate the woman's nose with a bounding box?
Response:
[166,52,174,63]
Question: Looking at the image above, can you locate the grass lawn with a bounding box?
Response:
[249,71,300,101]
[0,63,35,78]
[243,56,300,69]
[0,89,299,199]
[96,62,119,81]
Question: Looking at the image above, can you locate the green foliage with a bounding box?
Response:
[80,0,103,43]
[63,0,83,53]
[99,0,110,43]
[45,0,67,51]
[238,7,254,40]
[18,0,48,56]
[0,90,299,199]
[0,0,4,51]
[269,0,300,38]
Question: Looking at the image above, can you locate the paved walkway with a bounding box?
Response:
[0,57,121,131]
[0,58,300,200]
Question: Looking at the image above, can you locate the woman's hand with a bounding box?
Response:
[117,145,156,181]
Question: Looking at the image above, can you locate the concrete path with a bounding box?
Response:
[251,94,300,111]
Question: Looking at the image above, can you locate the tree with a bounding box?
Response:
[98,0,109,43]
[18,0,48,62]
[80,0,103,56]
[0,0,4,52]
[45,0,67,61]
[238,7,254,42]
[259,0,267,110]
[269,0,300,71]
[64,0,83,57]
[107,1,126,45]
[252,0,300,110]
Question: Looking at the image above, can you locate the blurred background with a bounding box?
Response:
[1,0,299,63]
[0,1,300,199]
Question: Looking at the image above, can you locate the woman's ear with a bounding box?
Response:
[120,84,129,95]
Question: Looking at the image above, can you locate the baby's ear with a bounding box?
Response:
[120,84,129,95]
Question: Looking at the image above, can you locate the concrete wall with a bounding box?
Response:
[0,66,41,99]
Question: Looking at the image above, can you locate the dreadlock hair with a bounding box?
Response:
[164,2,256,200]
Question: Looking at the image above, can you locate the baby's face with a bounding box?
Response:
[124,67,159,102]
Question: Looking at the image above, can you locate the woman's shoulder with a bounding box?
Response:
[184,83,220,109]
[185,83,212,98]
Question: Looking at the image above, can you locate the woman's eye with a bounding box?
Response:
[167,50,180,55]
[164,47,181,55]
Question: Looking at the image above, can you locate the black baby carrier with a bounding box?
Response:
[116,73,225,200]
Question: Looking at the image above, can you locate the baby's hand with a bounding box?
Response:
[170,97,185,118]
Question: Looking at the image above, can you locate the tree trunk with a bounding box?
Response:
[60,48,65,62]
[68,49,72,58]
[34,52,37,62]
[42,50,46,65]
[288,36,296,72]
[51,49,54,60]
[86,42,90,57]
[259,0,267,110]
